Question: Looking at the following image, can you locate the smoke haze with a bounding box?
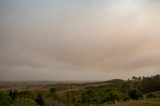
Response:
[0,0,160,81]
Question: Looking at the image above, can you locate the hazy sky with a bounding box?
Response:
[0,0,160,81]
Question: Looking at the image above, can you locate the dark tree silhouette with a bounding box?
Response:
[35,93,44,106]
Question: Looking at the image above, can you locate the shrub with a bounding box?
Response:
[13,98,39,106]
[0,92,12,106]
[129,88,143,100]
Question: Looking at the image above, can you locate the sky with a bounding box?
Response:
[0,0,160,81]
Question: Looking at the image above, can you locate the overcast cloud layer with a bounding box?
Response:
[0,0,160,81]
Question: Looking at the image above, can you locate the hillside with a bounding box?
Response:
[0,75,160,106]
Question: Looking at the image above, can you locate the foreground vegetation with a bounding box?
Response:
[108,98,160,106]
[0,75,160,106]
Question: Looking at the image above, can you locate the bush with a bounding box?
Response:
[0,92,12,106]
[9,90,18,101]
[129,88,143,100]
[109,90,121,103]
[18,90,34,99]
[13,98,39,106]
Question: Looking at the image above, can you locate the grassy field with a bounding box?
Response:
[108,99,160,106]
[87,98,160,106]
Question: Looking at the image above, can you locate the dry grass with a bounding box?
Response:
[89,98,160,106]
[107,99,160,106]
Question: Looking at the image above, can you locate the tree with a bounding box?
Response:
[35,93,44,106]
[129,88,142,100]
[121,81,132,95]
[49,88,57,106]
